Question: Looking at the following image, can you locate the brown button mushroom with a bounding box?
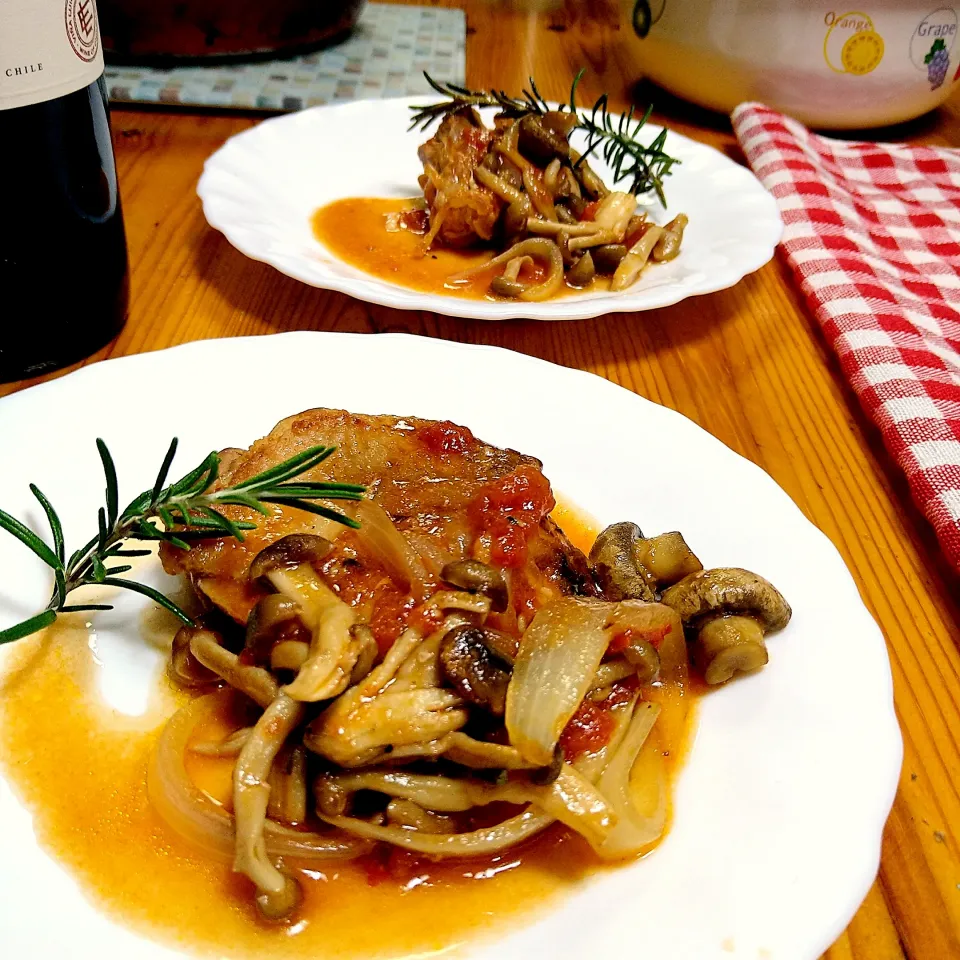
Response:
[661,567,791,685]
[314,775,350,818]
[565,251,596,288]
[591,243,628,275]
[660,567,791,632]
[439,624,513,715]
[693,615,769,685]
[589,522,657,602]
[248,534,333,585]
[634,531,702,587]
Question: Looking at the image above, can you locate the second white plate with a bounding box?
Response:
[198,98,783,320]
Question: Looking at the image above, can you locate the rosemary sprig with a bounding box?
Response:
[409,73,551,130]
[568,70,678,207]
[409,70,679,204]
[0,438,366,645]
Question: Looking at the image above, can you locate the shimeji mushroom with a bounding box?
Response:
[168,623,219,688]
[248,533,333,585]
[441,558,509,613]
[439,624,513,716]
[660,568,791,685]
[244,595,305,666]
[618,632,661,686]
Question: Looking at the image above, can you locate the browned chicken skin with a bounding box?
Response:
[160,408,594,647]
[417,108,504,248]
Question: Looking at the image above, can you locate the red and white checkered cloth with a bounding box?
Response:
[731,103,960,572]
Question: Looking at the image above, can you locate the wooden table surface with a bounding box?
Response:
[4,1,960,957]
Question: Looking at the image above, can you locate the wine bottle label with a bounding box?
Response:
[0,0,104,111]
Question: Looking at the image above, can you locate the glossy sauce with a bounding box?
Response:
[0,503,698,959]
[311,197,611,300]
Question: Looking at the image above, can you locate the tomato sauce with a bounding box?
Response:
[559,679,640,761]
[0,500,699,960]
[468,465,555,567]
[416,419,478,455]
[310,197,613,300]
[312,197,496,299]
[608,623,673,656]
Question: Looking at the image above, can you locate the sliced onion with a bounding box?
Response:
[506,598,614,765]
[350,500,431,600]
[574,694,638,783]
[147,691,369,863]
[614,599,688,685]
[319,807,553,856]
[593,700,666,860]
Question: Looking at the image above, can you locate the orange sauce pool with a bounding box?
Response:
[311,197,611,300]
[0,502,698,960]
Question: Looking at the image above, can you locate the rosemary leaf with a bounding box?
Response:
[29,485,64,564]
[97,506,108,551]
[152,437,179,502]
[0,505,61,570]
[0,437,365,645]
[198,505,248,542]
[53,568,67,609]
[410,68,679,204]
[210,491,272,515]
[166,452,218,498]
[266,484,365,499]
[260,498,360,528]
[96,438,120,529]
[0,610,58,646]
[236,444,336,488]
[99,578,193,625]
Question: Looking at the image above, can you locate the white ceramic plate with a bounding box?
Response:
[0,333,899,959]
[197,98,782,320]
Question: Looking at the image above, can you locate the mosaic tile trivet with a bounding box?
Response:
[105,4,466,112]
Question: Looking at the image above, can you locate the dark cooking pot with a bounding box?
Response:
[100,0,366,65]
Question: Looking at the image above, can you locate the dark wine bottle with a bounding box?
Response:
[0,0,128,383]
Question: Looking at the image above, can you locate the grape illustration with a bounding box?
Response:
[925,38,950,90]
